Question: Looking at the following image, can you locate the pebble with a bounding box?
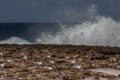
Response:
[23,56,27,60]
[46,55,51,58]
[0,75,4,79]
[73,65,81,69]
[69,60,76,64]
[0,63,5,68]
[33,62,42,66]
[0,52,3,55]
[109,58,117,62]
[6,59,13,63]
[44,66,52,71]
[49,61,54,64]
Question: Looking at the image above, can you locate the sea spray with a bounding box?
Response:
[37,16,120,47]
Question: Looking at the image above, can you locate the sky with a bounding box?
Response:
[0,0,120,43]
[0,0,120,22]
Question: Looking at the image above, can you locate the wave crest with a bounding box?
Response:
[37,16,120,46]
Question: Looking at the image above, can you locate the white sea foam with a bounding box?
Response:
[1,16,120,47]
[36,4,120,47]
[37,16,120,47]
[89,68,120,76]
[0,37,31,44]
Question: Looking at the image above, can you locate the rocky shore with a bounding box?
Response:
[0,44,120,80]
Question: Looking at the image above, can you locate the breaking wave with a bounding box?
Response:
[0,37,31,44]
[1,4,120,47]
[37,16,120,47]
[1,16,120,47]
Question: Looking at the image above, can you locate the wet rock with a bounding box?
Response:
[0,44,119,79]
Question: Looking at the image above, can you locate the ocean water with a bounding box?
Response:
[0,3,120,47]
[1,16,120,47]
[0,23,61,43]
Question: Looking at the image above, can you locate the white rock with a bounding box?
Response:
[109,58,117,62]
[6,59,13,63]
[0,75,4,79]
[0,52,3,55]
[34,62,42,66]
[0,63,5,68]
[73,65,81,69]
[46,55,51,58]
[44,66,52,70]
[49,61,54,64]
[23,56,27,60]
[69,60,76,64]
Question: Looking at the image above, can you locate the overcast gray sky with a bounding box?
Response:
[0,0,120,22]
